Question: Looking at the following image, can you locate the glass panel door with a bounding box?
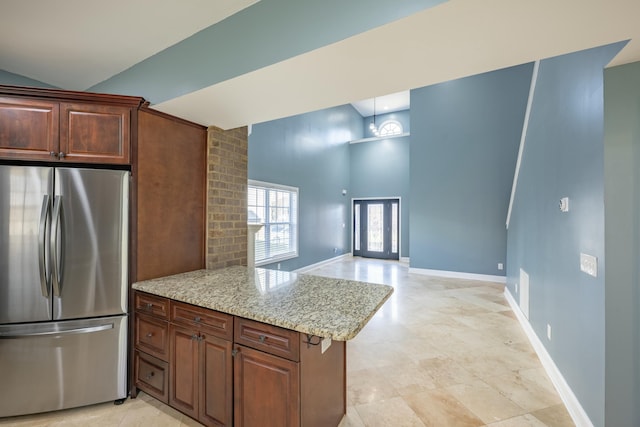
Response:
[353,199,399,260]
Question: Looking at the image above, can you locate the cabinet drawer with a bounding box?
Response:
[135,351,168,403]
[170,301,233,341]
[135,313,169,360]
[135,292,169,319]
[234,317,300,362]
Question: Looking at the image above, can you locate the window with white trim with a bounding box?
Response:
[378,120,403,137]
[248,180,298,266]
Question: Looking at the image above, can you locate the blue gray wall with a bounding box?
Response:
[248,105,361,271]
[603,60,640,427]
[89,0,444,102]
[350,110,410,257]
[409,63,532,276]
[0,69,57,88]
[506,43,625,427]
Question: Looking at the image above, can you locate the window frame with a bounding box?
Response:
[248,179,299,266]
[377,119,403,137]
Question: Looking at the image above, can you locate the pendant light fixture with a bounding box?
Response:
[369,97,379,136]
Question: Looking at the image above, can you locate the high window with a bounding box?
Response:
[248,180,298,265]
[377,120,403,137]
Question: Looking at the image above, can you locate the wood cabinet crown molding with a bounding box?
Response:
[0,84,145,108]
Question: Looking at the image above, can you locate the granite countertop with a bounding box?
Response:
[132,266,393,341]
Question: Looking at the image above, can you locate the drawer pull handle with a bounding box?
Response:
[194,316,201,322]
[146,332,153,338]
[259,334,266,343]
[146,371,155,380]
[145,303,153,310]
[192,334,199,341]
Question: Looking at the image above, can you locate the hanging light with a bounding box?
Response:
[370,97,378,135]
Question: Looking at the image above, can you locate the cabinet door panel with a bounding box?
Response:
[169,324,199,418]
[0,97,58,160]
[60,102,130,164]
[234,345,300,427]
[200,335,232,426]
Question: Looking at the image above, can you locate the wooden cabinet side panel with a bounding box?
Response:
[300,338,346,427]
[135,110,206,281]
[0,97,59,160]
[200,335,233,427]
[169,324,199,419]
[60,102,131,164]
[234,345,300,427]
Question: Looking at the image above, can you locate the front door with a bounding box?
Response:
[353,199,399,260]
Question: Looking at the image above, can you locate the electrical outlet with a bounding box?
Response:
[498,263,504,271]
[580,253,598,277]
[277,263,281,270]
[547,324,552,340]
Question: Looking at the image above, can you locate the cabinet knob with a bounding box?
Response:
[191,334,199,341]
[145,303,153,310]
[49,151,57,158]
[146,371,155,380]
[145,332,153,338]
[58,152,65,159]
[259,335,266,343]
[194,316,201,323]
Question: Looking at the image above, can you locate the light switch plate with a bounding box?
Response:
[580,253,598,277]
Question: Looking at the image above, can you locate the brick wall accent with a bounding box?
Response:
[206,126,248,269]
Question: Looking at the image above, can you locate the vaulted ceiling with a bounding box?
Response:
[1,0,638,129]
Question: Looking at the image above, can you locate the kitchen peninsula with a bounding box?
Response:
[132,266,393,427]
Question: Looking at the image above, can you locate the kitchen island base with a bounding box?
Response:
[134,291,346,427]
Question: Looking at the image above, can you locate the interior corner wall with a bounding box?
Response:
[248,105,361,271]
[409,63,532,276]
[349,135,410,257]
[0,69,57,88]
[506,42,626,427]
[603,60,640,427]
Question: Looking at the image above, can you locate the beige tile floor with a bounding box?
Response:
[0,257,574,427]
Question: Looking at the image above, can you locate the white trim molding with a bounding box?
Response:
[504,288,594,427]
[506,60,540,229]
[409,267,506,283]
[293,253,352,274]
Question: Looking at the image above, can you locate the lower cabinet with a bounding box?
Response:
[170,324,233,427]
[133,291,346,427]
[234,345,300,427]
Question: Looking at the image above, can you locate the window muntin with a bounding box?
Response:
[377,120,403,137]
[248,180,298,265]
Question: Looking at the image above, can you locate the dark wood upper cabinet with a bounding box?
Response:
[0,97,59,160]
[60,102,131,164]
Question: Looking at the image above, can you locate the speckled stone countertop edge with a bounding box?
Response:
[132,267,394,341]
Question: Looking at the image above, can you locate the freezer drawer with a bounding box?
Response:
[0,315,127,418]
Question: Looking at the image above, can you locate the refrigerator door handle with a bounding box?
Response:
[0,323,114,339]
[50,195,64,297]
[38,194,51,297]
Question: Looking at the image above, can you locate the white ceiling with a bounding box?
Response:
[0,0,258,90]
[1,0,639,129]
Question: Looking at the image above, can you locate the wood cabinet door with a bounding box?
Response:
[200,334,233,427]
[169,324,199,419]
[60,102,130,164]
[0,97,59,160]
[234,345,300,427]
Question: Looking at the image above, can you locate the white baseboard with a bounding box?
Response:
[503,288,593,427]
[409,267,506,283]
[293,253,352,274]
[400,257,410,264]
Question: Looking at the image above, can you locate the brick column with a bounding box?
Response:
[206,126,248,269]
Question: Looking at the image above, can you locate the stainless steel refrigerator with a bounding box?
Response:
[0,165,129,418]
